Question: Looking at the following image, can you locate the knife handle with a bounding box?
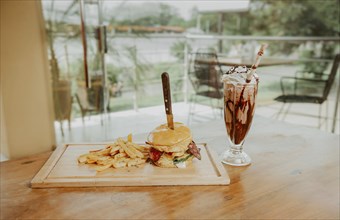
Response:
[161,72,174,129]
[161,72,172,115]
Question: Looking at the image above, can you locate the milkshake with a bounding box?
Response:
[221,66,259,166]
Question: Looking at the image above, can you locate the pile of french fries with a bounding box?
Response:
[77,134,149,171]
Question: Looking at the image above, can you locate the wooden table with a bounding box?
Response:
[1,116,339,219]
[195,57,294,67]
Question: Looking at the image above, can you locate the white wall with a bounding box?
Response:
[0,0,56,159]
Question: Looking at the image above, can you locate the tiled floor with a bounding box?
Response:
[256,101,339,134]
[54,98,339,146]
[54,102,223,144]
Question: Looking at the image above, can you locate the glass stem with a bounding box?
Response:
[230,143,243,154]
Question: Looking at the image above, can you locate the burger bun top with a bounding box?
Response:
[147,122,192,147]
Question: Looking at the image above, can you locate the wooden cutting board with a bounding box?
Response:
[30,143,230,188]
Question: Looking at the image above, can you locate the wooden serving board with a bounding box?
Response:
[30,143,230,188]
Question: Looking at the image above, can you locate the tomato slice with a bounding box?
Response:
[149,147,163,162]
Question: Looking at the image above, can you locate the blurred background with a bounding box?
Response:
[1,0,339,160]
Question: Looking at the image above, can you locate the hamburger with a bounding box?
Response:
[146,122,201,168]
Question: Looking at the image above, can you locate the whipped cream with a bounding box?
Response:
[221,66,258,84]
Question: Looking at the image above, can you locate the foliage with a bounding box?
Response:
[194,0,339,56]
[44,0,80,82]
[209,0,340,37]
[113,2,187,28]
[110,0,339,38]
[298,41,336,73]
[106,65,119,85]
[124,46,150,93]
[248,0,339,36]
[42,0,339,114]
[170,41,193,61]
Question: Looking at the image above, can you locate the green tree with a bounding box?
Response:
[196,0,339,37]
[248,0,339,36]
[159,3,173,26]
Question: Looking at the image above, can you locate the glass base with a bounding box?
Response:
[221,149,251,166]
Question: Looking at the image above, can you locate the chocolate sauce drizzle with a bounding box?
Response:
[224,84,258,145]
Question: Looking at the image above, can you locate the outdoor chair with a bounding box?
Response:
[274,53,340,128]
[188,49,224,123]
[90,83,111,112]
[76,84,111,125]
[75,87,97,123]
[53,80,72,137]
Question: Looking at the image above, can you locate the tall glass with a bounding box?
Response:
[222,81,258,166]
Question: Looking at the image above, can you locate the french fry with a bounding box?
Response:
[110,146,120,156]
[105,145,112,149]
[132,145,149,159]
[127,158,146,167]
[86,159,97,164]
[131,143,149,153]
[113,157,129,168]
[126,143,144,158]
[96,156,113,165]
[127,133,133,142]
[93,148,111,156]
[77,135,149,171]
[114,152,127,160]
[95,164,112,172]
[117,138,137,158]
[86,154,100,164]
[78,154,89,163]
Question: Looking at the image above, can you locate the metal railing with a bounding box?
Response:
[53,33,340,131]
[182,34,340,101]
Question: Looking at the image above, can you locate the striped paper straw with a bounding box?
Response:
[246,44,268,82]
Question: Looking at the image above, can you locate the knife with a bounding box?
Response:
[161,72,174,130]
